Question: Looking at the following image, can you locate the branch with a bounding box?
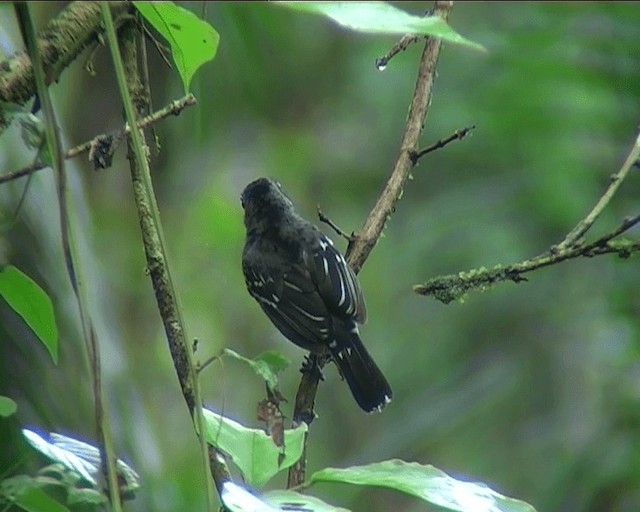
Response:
[101,8,225,509]
[0,94,196,185]
[287,0,454,489]
[410,125,475,165]
[414,130,640,302]
[375,34,423,70]
[346,1,453,274]
[0,2,133,134]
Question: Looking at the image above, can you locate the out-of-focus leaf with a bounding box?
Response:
[12,486,70,512]
[310,460,537,512]
[221,481,279,512]
[276,2,485,50]
[133,2,219,91]
[0,395,17,416]
[265,490,351,512]
[203,408,306,487]
[0,266,58,364]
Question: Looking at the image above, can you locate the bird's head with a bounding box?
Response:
[241,178,295,232]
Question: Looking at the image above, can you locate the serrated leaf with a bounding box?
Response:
[265,490,351,512]
[0,395,17,417]
[224,348,290,391]
[134,2,219,92]
[276,2,485,51]
[310,460,537,512]
[0,266,58,364]
[203,408,306,487]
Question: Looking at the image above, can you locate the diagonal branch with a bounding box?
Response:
[0,94,197,185]
[413,127,640,305]
[0,2,133,134]
[287,0,454,489]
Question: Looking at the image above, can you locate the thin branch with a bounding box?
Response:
[414,132,640,303]
[317,206,354,242]
[375,34,423,70]
[17,3,122,508]
[410,124,475,165]
[557,132,640,249]
[287,0,454,489]
[101,7,225,510]
[347,1,453,273]
[0,94,196,185]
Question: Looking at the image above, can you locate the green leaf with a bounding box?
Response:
[134,2,219,92]
[0,395,17,417]
[264,490,351,512]
[223,348,290,391]
[276,2,485,51]
[203,408,306,487]
[0,266,58,364]
[310,460,537,512]
[13,486,71,512]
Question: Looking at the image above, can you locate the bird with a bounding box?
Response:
[240,177,392,413]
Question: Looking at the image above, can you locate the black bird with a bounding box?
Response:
[240,177,392,413]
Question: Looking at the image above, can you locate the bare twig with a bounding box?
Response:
[375,34,423,70]
[347,1,453,273]
[410,125,475,165]
[0,94,196,184]
[557,132,640,249]
[287,0,454,489]
[317,206,354,242]
[414,132,640,303]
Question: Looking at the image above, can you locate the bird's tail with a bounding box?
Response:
[330,329,392,413]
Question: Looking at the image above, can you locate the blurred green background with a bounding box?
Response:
[1,2,639,511]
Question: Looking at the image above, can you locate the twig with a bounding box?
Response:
[410,125,475,165]
[287,0,454,489]
[0,94,196,185]
[375,34,423,70]
[414,131,640,303]
[317,206,354,242]
[557,132,640,249]
[347,1,453,273]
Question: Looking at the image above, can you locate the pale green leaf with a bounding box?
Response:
[310,460,537,512]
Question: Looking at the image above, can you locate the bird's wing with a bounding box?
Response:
[306,235,367,323]
[243,261,332,350]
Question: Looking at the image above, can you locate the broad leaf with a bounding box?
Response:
[224,348,290,391]
[276,2,485,51]
[265,490,351,512]
[0,266,58,364]
[203,408,306,487]
[310,460,537,512]
[134,2,219,91]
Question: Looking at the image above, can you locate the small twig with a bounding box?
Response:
[375,34,423,70]
[557,132,640,250]
[410,125,475,165]
[0,94,196,185]
[142,23,173,69]
[317,206,354,242]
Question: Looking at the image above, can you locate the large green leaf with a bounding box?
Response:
[134,2,219,92]
[310,460,537,512]
[203,408,307,487]
[276,2,484,51]
[0,265,58,364]
[8,484,70,512]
